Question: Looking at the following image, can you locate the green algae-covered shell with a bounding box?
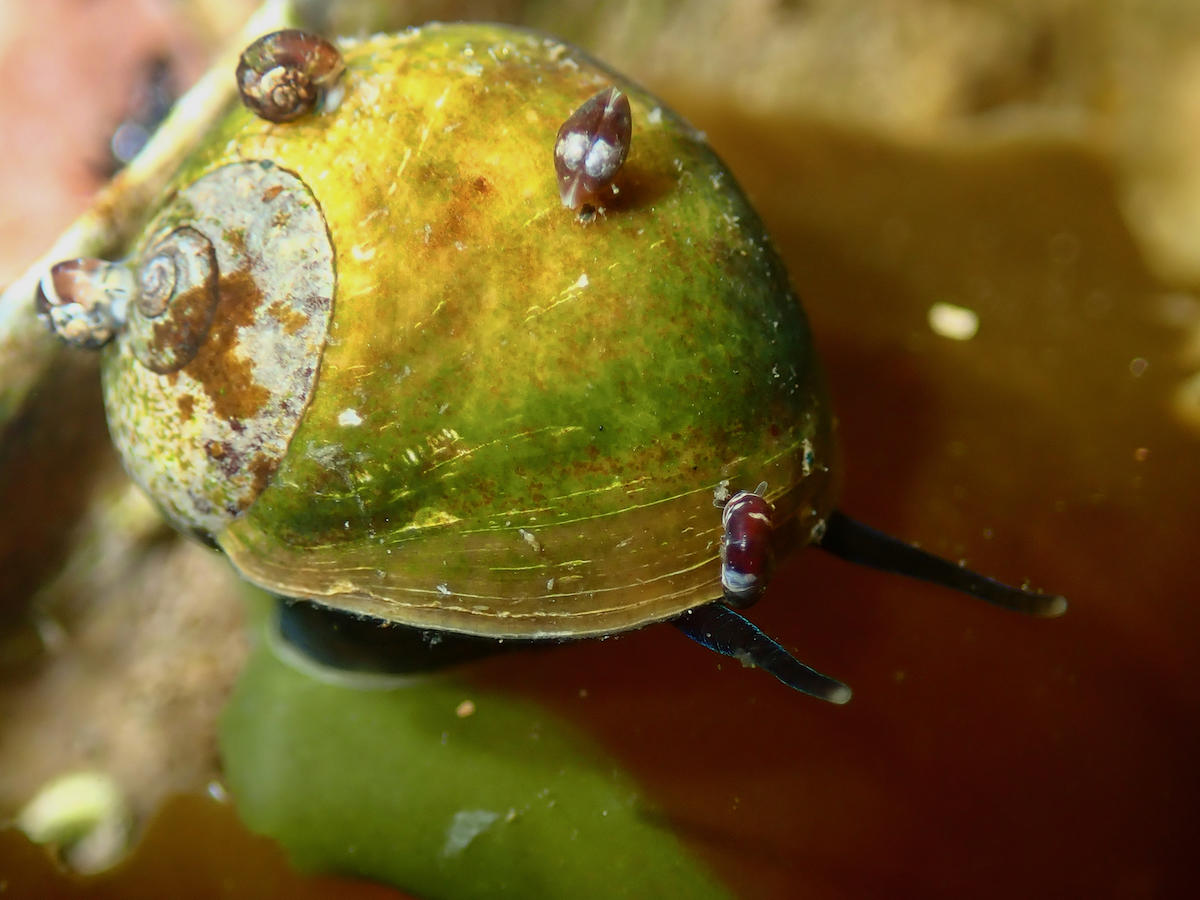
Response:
[101,23,836,640]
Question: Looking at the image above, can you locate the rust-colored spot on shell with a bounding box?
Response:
[267,299,308,335]
[262,184,284,202]
[182,271,271,424]
[205,440,228,460]
[421,172,497,253]
[224,228,248,258]
[177,394,195,421]
[248,454,280,501]
[145,282,219,371]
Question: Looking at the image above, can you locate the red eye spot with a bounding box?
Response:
[553,87,632,211]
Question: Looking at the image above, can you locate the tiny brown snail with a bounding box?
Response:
[235,29,345,122]
[36,24,1065,703]
[36,258,132,349]
[719,482,773,607]
[554,86,633,211]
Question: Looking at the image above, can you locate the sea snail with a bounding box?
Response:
[235,30,345,122]
[719,482,773,607]
[36,24,1065,704]
[554,86,632,211]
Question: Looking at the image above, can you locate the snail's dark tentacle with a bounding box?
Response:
[817,510,1068,617]
[673,603,852,704]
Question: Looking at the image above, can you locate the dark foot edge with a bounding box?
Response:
[276,598,531,674]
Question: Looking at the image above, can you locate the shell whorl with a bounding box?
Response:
[127,226,220,374]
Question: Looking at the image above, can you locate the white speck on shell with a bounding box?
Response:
[584,138,619,179]
[322,82,346,113]
[928,302,979,340]
[519,529,543,552]
[442,809,500,857]
[338,408,363,427]
[557,130,588,167]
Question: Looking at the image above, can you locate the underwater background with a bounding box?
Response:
[1,1,1197,897]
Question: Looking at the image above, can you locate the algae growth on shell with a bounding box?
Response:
[92,24,836,639]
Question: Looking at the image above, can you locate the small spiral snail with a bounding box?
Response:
[36,258,133,350]
[236,29,345,122]
[126,226,220,374]
[36,226,220,368]
[37,24,1065,703]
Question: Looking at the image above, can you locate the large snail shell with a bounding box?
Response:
[101,24,834,639]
